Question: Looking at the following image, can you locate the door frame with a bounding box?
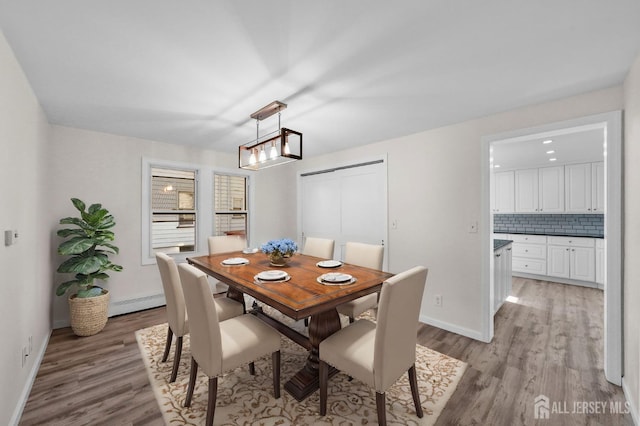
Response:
[480,111,623,385]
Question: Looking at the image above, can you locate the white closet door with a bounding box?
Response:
[300,161,387,269]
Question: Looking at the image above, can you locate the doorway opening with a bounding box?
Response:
[481,111,622,385]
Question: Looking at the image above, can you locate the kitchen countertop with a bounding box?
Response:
[494,239,513,251]
[494,230,604,239]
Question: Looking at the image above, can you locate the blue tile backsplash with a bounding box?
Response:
[494,214,604,237]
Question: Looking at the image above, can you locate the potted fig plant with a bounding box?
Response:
[56,198,123,336]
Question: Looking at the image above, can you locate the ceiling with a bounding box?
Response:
[491,127,605,170]
[1,1,639,158]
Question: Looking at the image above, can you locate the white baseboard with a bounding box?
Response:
[108,293,166,317]
[10,331,50,426]
[623,378,639,426]
[419,314,484,341]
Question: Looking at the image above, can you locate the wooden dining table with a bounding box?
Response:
[187,251,393,401]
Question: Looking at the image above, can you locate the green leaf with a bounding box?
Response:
[100,243,119,254]
[57,228,87,238]
[88,203,102,214]
[71,198,86,213]
[92,273,110,281]
[57,255,102,274]
[60,217,92,230]
[58,237,95,255]
[56,280,78,296]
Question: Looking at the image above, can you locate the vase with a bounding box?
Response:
[269,253,291,267]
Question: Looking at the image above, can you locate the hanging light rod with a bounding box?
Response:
[250,100,287,121]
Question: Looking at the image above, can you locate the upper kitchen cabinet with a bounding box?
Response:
[565,162,603,213]
[515,168,538,212]
[492,170,515,213]
[538,166,565,213]
[514,166,564,213]
[592,161,605,213]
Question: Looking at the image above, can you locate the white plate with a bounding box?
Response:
[320,273,353,283]
[255,274,291,283]
[221,257,249,266]
[256,270,288,281]
[242,248,259,254]
[316,260,343,268]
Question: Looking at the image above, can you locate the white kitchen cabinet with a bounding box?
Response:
[539,166,565,212]
[510,234,547,275]
[565,163,601,213]
[493,171,515,213]
[547,245,570,278]
[595,239,605,287]
[514,166,564,213]
[592,161,605,213]
[494,243,512,314]
[515,169,539,212]
[546,236,595,282]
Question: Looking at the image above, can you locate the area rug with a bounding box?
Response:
[135,310,467,425]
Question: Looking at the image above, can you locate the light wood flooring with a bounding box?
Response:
[20,277,633,425]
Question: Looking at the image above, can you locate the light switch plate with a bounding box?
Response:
[4,230,13,246]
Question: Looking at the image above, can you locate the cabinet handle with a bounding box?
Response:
[525,249,529,252]
[588,208,592,211]
[566,248,570,251]
[572,249,575,252]
[568,240,572,243]
[507,248,512,251]
[496,253,501,257]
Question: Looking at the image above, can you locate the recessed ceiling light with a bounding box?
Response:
[494,164,501,168]
[543,139,553,144]
[546,150,555,154]
[549,158,557,162]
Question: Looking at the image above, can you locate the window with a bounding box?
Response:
[213,174,248,238]
[142,158,252,265]
[150,167,197,255]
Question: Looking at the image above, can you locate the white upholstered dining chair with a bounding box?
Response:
[208,235,247,254]
[319,266,428,426]
[302,236,335,259]
[155,253,244,383]
[207,235,247,293]
[178,263,282,426]
[336,242,384,322]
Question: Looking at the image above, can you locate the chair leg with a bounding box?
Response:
[348,316,355,324]
[206,377,218,426]
[249,361,256,375]
[376,392,387,426]
[319,360,328,415]
[304,317,309,327]
[169,336,183,383]
[272,350,281,398]
[161,327,173,362]
[408,364,424,418]
[184,357,198,407]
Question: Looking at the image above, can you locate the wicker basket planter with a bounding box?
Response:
[68,289,110,336]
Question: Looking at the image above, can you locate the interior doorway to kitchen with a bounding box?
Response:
[481,111,622,385]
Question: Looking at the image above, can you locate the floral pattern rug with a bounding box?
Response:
[135,309,466,425]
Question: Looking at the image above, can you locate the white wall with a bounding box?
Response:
[274,86,623,339]
[49,126,237,327]
[623,53,640,424]
[0,29,52,424]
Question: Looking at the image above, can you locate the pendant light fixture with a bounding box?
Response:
[239,101,302,170]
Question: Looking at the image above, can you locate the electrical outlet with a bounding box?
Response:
[434,295,442,307]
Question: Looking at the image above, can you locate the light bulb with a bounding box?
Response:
[248,149,257,165]
[258,146,267,162]
[284,141,291,155]
[270,143,278,159]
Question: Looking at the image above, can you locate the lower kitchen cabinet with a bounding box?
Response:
[494,243,512,314]
[547,236,595,282]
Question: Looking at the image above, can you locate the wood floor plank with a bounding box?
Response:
[20,278,633,425]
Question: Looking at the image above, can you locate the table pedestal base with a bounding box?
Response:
[284,308,342,401]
